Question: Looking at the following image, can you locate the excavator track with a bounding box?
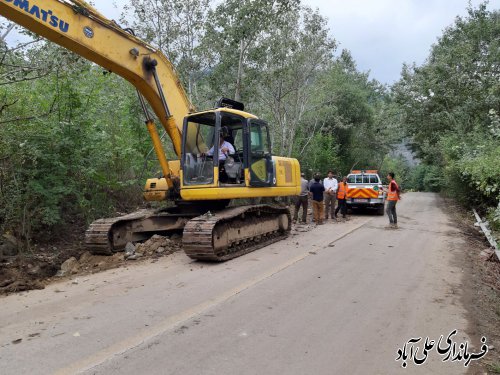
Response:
[182,205,291,261]
[85,209,192,255]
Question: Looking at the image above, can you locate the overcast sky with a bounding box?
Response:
[5,0,499,85]
[305,0,497,84]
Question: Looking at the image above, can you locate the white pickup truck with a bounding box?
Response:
[346,170,386,215]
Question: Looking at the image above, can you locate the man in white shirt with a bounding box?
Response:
[323,170,338,220]
[207,133,235,161]
[206,128,235,183]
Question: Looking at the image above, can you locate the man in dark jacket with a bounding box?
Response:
[309,174,325,225]
[293,173,309,224]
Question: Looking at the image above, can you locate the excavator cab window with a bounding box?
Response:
[182,113,217,185]
[182,113,274,187]
[247,119,273,187]
[220,113,246,184]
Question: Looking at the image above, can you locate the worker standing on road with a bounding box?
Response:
[335,176,349,220]
[293,173,309,224]
[385,172,401,229]
[309,174,325,225]
[323,170,338,221]
[308,172,322,190]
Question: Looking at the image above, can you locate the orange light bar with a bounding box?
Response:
[350,169,378,174]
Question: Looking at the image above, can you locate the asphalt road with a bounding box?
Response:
[0,193,481,374]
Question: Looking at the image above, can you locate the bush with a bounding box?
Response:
[380,156,411,189]
[405,164,442,192]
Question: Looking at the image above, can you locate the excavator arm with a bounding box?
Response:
[0,0,193,185]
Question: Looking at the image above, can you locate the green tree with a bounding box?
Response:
[392,3,499,219]
[0,39,149,247]
[203,0,299,102]
[257,6,336,158]
[122,0,210,102]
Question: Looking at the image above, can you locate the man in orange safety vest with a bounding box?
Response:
[334,176,349,220]
[385,172,401,229]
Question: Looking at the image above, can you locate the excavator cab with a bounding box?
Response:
[181,106,274,189]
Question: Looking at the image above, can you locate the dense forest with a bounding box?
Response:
[0,1,498,247]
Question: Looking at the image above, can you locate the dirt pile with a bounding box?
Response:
[124,234,182,260]
[0,234,182,295]
[56,252,124,277]
[0,230,87,294]
[0,251,63,294]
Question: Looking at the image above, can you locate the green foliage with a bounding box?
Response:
[422,166,442,193]
[307,53,397,175]
[122,0,210,103]
[379,157,411,189]
[202,0,300,102]
[295,133,340,177]
[123,0,392,179]
[256,5,336,158]
[409,164,441,192]
[382,162,442,193]
[393,3,500,214]
[0,42,147,244]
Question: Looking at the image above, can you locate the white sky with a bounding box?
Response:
[305,0,497,84]
[4,0,499,84]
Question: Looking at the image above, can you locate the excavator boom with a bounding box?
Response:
[0,0,192,158]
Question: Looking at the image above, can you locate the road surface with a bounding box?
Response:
[0,193,482,374]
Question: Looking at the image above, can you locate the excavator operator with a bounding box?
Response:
[207,126,235,161]
[206,126,235,183]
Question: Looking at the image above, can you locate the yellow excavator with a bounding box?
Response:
[0,0,301,261]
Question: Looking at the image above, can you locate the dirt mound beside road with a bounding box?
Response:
[0,255,56,293]
[0,234,182,295]
[130,234,182,258]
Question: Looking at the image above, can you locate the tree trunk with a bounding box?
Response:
[234,39,244,102]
